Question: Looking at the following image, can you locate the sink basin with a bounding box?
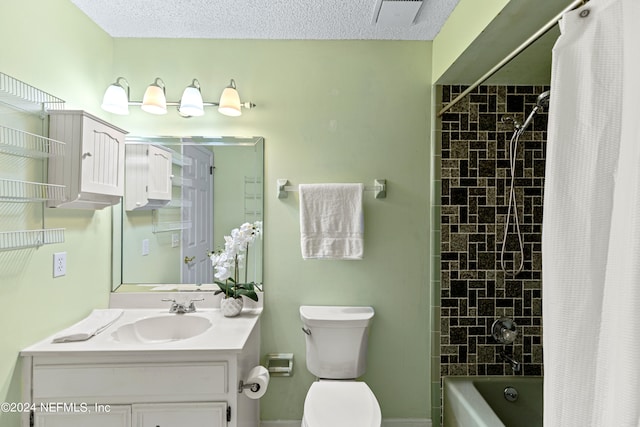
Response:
[112,314,212,344]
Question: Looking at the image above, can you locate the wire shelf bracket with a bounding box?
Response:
[0,72,65,115]
[0,228,65,251]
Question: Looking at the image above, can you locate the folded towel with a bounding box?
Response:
[299,183,364,260]
[52,309,123,343]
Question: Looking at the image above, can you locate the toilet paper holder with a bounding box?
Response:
[238,380,261,394]
[265,353,294,377]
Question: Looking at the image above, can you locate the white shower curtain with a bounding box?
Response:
[543,0,640,425]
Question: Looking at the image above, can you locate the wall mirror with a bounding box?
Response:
[112,136,264,292]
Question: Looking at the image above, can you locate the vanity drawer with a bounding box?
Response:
[32,362,228,403]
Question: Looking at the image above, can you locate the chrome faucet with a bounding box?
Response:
[162,298,204,314]
[499,349,521,372]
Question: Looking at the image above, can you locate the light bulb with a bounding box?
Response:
[218,80,242,117]
[101,79,129,115]
[141,78,167,115]
[179,81,204,117]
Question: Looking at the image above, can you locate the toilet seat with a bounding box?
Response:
[302,381,381,427]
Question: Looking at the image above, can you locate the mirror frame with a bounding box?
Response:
[111,135,264,292]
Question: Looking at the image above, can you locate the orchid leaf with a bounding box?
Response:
[236,288,259,302]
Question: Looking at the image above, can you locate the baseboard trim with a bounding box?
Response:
[261,419,432,427]
[382,420,432,427]
[260,422,300,427]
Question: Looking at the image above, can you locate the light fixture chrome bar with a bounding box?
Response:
[101,77,256,117]
[437,0,588,117]
[125,100,255,108]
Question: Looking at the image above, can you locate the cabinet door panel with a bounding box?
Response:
[80,116,125,196]
[33,362,227,403]
[34,405,131,427]
[133,402,226,427]
[147,145,172,201]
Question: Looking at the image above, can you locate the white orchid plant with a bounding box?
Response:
[209,221,262,301]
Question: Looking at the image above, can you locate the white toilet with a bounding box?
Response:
[300,305,381,427]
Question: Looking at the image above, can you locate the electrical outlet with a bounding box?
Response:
[142,239,149,256]
[53,252,66,278]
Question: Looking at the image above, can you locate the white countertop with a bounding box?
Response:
[21,308,262,357]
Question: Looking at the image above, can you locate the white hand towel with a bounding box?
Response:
[299,183,364,260]
[52,309,123,343]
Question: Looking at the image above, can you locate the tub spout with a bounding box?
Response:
[499,349,521,372]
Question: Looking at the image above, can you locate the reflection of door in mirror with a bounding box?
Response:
[181,145,213,284]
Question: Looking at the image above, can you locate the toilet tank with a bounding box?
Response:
[300,305,374,379]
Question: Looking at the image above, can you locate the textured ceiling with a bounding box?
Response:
[70,0,459,40]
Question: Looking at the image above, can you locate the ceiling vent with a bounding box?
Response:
[374,0,423,26]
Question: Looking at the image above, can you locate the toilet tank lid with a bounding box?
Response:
[300,305,374,327]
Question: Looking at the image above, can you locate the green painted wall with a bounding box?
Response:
[432,0,509,83]
[0,1,114,426]
[1,0,443,423]
[107,39,433,420]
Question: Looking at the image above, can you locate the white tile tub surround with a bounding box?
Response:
[260,419,432,427]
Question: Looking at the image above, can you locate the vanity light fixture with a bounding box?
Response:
[101,77,256,118]
[101,77,130,115]
[218,79,242,117]
[141,77,167,115]
[179,79,205,117]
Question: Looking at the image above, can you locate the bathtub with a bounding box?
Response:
[443,376,543,427]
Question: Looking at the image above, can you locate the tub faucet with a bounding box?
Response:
[499,349,521,372]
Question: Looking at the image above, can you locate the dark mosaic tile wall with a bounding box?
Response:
[440,85,548,378]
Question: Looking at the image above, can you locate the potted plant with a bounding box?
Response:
[209,221,262,317]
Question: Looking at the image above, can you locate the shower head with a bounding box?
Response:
[518,91,550,132]
[536,91,550,111]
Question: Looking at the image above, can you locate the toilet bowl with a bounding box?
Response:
[299,306,381,427]
[302,381,381,427]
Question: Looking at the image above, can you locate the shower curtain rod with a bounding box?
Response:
[437,0,588,117]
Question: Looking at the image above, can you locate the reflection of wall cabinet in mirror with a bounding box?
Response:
[47,110,127,209]
[0,72,66,251]
[125,144,173,211]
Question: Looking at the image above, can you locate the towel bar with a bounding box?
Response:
[277,179,386,199]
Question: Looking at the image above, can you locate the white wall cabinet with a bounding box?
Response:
[48,110,127,209]
[125,144,173,211]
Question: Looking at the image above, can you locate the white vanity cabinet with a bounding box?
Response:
[33,405,131,427]
[21,309,262,427]
[133,402,227,426]
[47,110,127,209]
[125,144,173,211]
[33,402,226,427]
